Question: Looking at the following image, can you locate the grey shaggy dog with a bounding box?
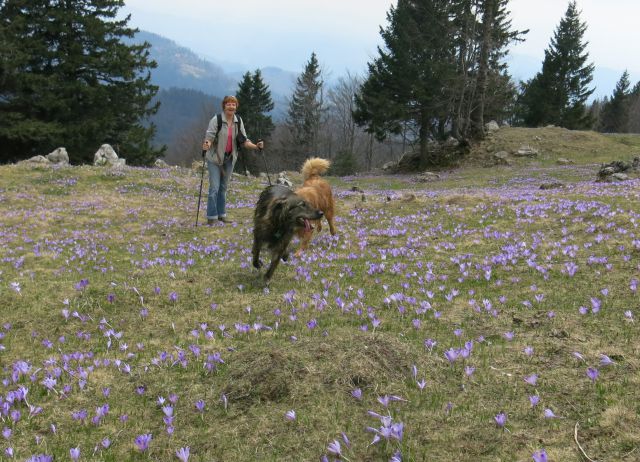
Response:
[252,185,323,282]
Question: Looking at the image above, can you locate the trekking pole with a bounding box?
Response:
[195,150,207,227]
[257,139,272,186]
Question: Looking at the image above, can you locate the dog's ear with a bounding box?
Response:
[271,197,289,219]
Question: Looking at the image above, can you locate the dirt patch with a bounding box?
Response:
[222,333,414,407]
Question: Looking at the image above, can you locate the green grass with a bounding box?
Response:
[1,134,640,461]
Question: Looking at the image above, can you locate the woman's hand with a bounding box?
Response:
[202,139,212,150]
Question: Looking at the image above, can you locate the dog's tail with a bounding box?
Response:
[301,157,331,180]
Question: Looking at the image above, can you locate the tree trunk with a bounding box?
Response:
[470,0,496,140]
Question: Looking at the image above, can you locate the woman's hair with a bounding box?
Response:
[222,95,239,110]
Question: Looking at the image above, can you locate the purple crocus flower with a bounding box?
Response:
[524,374,538,386]
[327,439,342,457]
[175,446,190,462]
[586,367,599,382]
[494,412,507,427]
[351,388,362,400]
[70,447,80,461]
[444,348,458,363]
[529,395,540,407]
[532,449,548,462]
[424,338,437,351]
[544,408,556,418]
[194,399,205,412]
[134,433,152,452]
[285,410,296,421]
[599,354,614,366]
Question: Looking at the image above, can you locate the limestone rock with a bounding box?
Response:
[46,147,69,164]
[513,145,539,157]
[484,120,500,133]
[492,151,512,166]
[94,144,125,167]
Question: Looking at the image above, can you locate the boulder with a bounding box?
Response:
[513,145,539,157]
[611,173,629,182]
[597,160,632,181]
[153,158,170,169]
[539,182,564,190]
[46,147,69,164]
[23,155,49,164]
[94,144,125,167]
[556,157,573,165]
[491,151,512,166]
[415,171,441,182]
[276,172,293,188]
[484,120,500,133]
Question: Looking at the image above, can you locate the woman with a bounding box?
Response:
[202,95,264,225]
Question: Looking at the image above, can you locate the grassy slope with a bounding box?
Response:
[0,128,639,461]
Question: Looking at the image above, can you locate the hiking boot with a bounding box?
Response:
[207,219,215,226]
[218,216,231,224]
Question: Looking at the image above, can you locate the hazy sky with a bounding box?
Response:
[121,0,640,79]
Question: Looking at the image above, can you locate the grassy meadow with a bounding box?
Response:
[1,128,640,461]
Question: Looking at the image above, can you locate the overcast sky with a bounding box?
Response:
[121,0,640,80]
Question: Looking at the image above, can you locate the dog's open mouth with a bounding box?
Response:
[297,218,314,232]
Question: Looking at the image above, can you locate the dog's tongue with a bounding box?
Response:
[304,219,310,232]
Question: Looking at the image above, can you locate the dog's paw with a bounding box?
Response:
[281,252,289,262]
[253,259,264,269]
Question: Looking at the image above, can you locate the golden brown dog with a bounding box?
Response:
[294,157,337,255]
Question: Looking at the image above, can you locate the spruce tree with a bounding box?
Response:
[354,0,522,166]
[354,0,456,163]
[0,0,162,164]
[235,69,274,174]
[628,81,640,133]
[599,71,630,133]
[518,1,594,129]
[236,69,274,142]
[285,52,323,169]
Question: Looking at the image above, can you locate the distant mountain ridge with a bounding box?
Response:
[131,31,295,107]
[130,31,235,96]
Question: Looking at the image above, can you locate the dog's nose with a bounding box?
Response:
[317,211,324,217]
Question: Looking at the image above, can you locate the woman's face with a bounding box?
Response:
[224,101,237,113]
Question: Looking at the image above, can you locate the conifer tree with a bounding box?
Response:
[236,69,275,142]
[353,0,523,166]
[0,0,162,164]
[235,69,274,174]
[284,52,323,169]
[599,70,630,133]
[517,1,594,129]
[628,81,640,133]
